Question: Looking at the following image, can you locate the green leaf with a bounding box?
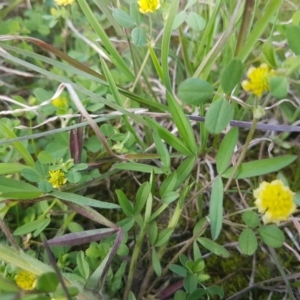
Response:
[154,228,173,247]
[110,262,126,293]
[152,248,162,276]
[129,291,137,300]
[46,143,68,159]
[117,217,135,232]
[207,285,224,298]
[175,156,196,189]
[270,76,289,99]
[192,258,205,273]
[166,91,197,154]
[35,161,49,177]
[209,177,224,240]
[173,11,187,30]
[193,218,207,236]
[0,163,29,175]
[145,117,192,155]
[77,251,90,280]
[131,27,146,47]
[292,10,300,25]
[113,162,164,174]
[178,78,213,105]
[148,42,163,80]
[67,222,84,233]
[66,171,82,183]
[169,264,187,277]
[0,176,42,199]
[152,130,170,169]
[130,3,142,26]
[21,168,41,182]
[51,191,120,209]
[185,0,198,9]
[197,237,230,258]
[116,190,134,217]
[148,221,158,245]
[216,127,238,174]
[13,219,50,236]
[205,98,232,134]
[238,228,258,255]
[38,150,54,164]
[185,261,194,274]
[39,180,53,193]
[294,192,300,206]
[0,276,19,292]
[54,287,79,298]
[286,25,300,55]
[179,254,189,266]
[72,163,88,171]
[187,288,206,300]
[135,182,150,214]
[258,225,285,248]
[144,185,153,222]
[161,0,179,91]
[262,41,277,68]
[159,172,177,196]
[174,290,187,300]
[186,12,206,31]
[162,191,179,204]
[0,122,34,167]
[33,219,51,237]
[183,273,198,293]
[222,155,297,179]
[112,8,135,28]
[220,59,243,94]
[242,211,260,228]
[36,272,59,292]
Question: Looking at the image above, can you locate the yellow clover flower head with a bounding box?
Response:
[48,169,67,189]
[55,0,75,6]
[138,0,160,14]
[254,179,296,225]
[52,96,68,109]
[241,63,275,98]
[15,270,37,291]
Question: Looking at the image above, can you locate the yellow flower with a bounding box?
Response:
[138,0,160,14]
[15,270,37,291]
[48,170,67,189]
[52,96,68,109]
[254,179,296,225]
[55,0,75,6]
[241,63,275,98]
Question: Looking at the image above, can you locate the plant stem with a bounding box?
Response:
[0,217,20,251]
[235,0,255,56]
[123,224,147,300]
[224,117,258,192]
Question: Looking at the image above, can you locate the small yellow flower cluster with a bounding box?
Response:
[241,63,275,98]
[48,170,67,189]
[15,270,37,291]
[138,0,160,14]
[52,96,68,109]
[55,0,75,6]
[254,179,296,225]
